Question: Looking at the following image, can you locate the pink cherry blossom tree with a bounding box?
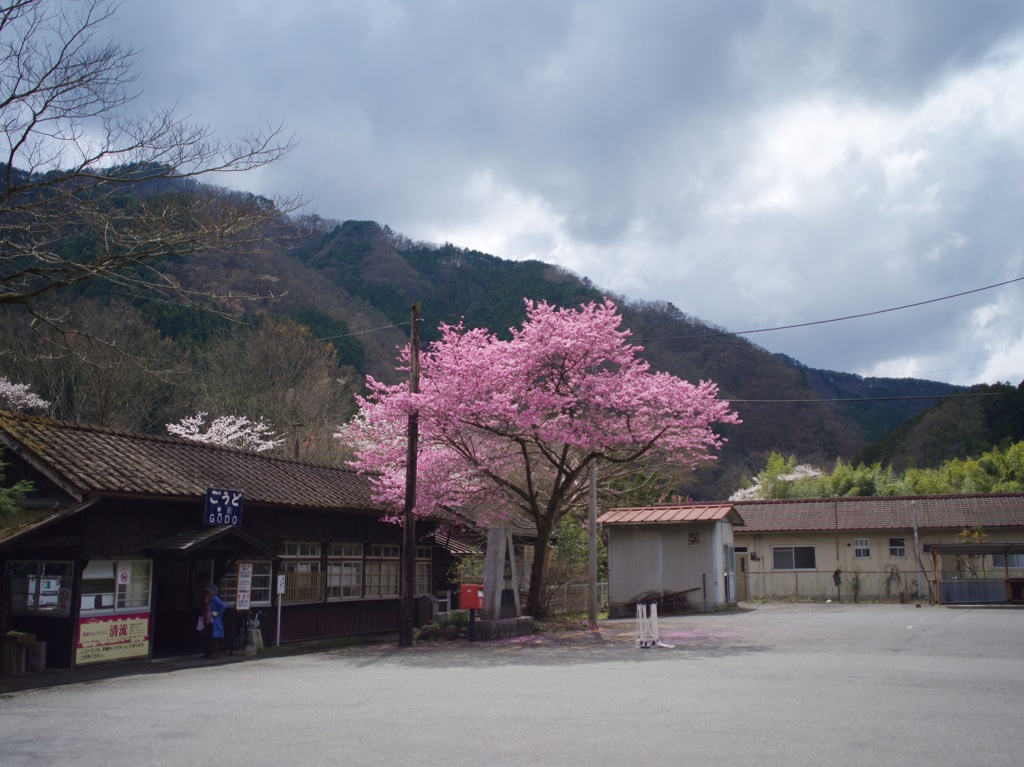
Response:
[343,299,740,617]
[167,412,284,452]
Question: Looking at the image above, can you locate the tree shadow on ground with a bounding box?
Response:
[312,614,769,670]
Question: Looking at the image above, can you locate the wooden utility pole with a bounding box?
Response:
[399,302,421,647]
[587,458,598,624]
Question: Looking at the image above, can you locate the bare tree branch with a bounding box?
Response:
[0,0,300,318]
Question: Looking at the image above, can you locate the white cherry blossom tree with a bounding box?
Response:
[167,412,284,453]
[0,375,49,412]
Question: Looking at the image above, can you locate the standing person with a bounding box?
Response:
[203,584,227,659]
[193,574,210,649]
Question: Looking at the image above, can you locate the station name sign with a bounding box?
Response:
[204,487,244,527]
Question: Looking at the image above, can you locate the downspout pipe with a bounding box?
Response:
[912,500,923,599]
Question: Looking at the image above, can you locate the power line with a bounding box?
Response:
[315,321,410,342]
[637,275,1024,343]
[727,390,1012,405]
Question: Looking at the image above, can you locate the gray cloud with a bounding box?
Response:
[100,0,1024,385]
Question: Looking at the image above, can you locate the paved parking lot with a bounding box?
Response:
[2,603,1022,766]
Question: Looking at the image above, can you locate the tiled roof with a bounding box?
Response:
[0,411,382,512]
[599,504,743,525]
[733,494,1024,533]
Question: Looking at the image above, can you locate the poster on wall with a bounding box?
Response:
[75,612,151,666]
[236,563,253,611]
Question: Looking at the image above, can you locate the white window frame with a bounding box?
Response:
[219,561,273,607]
[80,559,152,615]
[853,538,871,559]
[327,542,364,600]
[282,541,321,559]
[415,546,432,596]
[280,541,324,603]
[889,537,907,558]
[365,543,400,598]
[117,560,153,610]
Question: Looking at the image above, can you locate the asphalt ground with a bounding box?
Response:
[1,602,1022,767]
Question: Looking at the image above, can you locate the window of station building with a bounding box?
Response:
[5,561,73,616]
[327,543,363,599]
[281,541,321,560]
[772,546,817,571]
[280,541,322,575]
[365,544,400,598]
[81,559,152,614]
[279,541,324,603]
[117,560,152,610]
[219,562,273,607]
[889,538,907,558]
[415,546,432,596]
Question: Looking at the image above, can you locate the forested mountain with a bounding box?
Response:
[775,355,965,443]
[279,220,975,496]
[0,208,985,499]
[855,381,1024,471]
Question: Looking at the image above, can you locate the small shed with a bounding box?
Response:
[598,503,744,617]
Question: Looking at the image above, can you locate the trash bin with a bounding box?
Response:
[26,641,46,672]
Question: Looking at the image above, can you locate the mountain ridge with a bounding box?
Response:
[271,219,966,496]
[0,202,978,499]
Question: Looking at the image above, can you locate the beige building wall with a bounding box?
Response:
[735,528,1024,601]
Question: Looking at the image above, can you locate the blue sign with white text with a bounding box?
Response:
[204,487,244,526]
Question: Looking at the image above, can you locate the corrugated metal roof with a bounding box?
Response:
[598,503,742,525]
[431,527,483,555]
[144,526,277,558]
[0,411,382,513]
[733,494,1024,533]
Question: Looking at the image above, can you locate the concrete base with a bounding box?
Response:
[246,629,264,653]
[476,616,535,641]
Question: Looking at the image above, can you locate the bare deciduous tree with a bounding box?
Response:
[180,318,359,463]
[0,0,299,326]
[0,297,181,429]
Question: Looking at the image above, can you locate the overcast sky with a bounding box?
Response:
[102,1,1024,386]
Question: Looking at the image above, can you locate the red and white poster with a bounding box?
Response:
[75,612,151,665]
[236,563,253,611]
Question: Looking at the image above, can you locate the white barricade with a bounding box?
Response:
[635,601,674,649]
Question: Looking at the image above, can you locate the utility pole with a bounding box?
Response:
[399,302,421,647]
[587,458,598,624]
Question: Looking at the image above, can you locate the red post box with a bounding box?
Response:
[460,584,484,610]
